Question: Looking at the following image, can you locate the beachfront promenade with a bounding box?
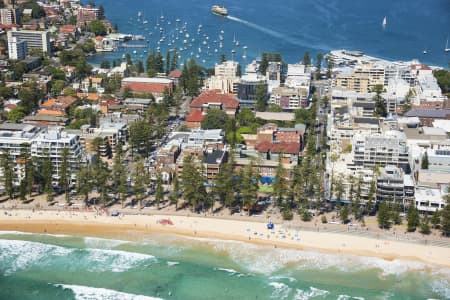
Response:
[2,202,450,251]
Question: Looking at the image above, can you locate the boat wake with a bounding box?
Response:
[226,15,303,47]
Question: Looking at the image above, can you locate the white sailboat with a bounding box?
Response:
[382,16,387,28]
[445,37,450,52]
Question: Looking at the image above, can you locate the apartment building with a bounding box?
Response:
[204,60,240,94]
[334,64,385,93]
[0,126,84,186]
[0,124,40,184]
[7,29,51,58]
[352,130,410,171]
[237,73,267,109]
[414,186,448,213]
[7,37,27,60]
[0,8,20,25]
[269,86,309,110]
[285,64,311,89]
[376,165,414,205]
[30,128,84,185]
[76,5,100,27]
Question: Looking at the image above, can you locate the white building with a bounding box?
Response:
[204,60,240,94]
[285,64,311,89]
[352,130,409,170]
[7,37,27,60]
[7,29,51,58]
[0,125,84,187]
[414,186,448,213]
[376,165,414,205]
[186,129,224,146]
[31,128,84,185]
[0,8,19,25]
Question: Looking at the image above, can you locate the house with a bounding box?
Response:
[256,140,301,163]
[124,98,154,112]
[59,25,77,36]
[94,35,115,52]
[168,69,182,86]
[185,109,204,129]
[81,77,104,93]
[99,98,121,114]
[204,149,228,180]
[38,96,78,115]
[76,92,100,102]
[255,123,305,149]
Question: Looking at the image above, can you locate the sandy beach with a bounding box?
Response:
[1,208,449,269]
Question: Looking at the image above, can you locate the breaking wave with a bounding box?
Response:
[53,284,163,300]
[0,239,72,276]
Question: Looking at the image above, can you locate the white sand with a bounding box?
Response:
[0,208,449,268]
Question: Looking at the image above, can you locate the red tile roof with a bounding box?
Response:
[256,141,300,155]
[255,140,272,153]
[186,109,204,122]
[122,82,172,94]
[60,25,76,34]
[190,90,239,110]
[168,69,182,78]
[40,96,78,111]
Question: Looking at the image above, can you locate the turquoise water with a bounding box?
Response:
[0,231,449,299]
[88,0,450,68]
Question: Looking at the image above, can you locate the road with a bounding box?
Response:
[312,79,330,154]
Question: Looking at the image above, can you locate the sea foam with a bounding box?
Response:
[83,237,128,249]
[269,282,292,299]
[0,230,33,235]
[84,248,156,272]
[0,239,72,275]
[166,261,179,267]
[54,284,163,300]
[293,287,330,300]
[199,238,439,277]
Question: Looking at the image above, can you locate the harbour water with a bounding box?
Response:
[87,0,450,68]
[0,231,449,299]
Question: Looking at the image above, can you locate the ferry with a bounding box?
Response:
[211,5,228,16]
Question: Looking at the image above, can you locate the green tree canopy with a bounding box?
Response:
[407,203,420,232]
[201,109,229,130]
[88,20,107,36]
[372,84,387,118]
[255,82,268,111]
[377,201,391,229]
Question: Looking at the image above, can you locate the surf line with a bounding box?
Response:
[226,15,303,47]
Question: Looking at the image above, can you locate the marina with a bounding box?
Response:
[87,0,449,68]
[93,8,249,67]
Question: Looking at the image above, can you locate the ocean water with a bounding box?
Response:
[87,0,450,68]
[0,231,449,299]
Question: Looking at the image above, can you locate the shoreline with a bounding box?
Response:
[1,208,450,269]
